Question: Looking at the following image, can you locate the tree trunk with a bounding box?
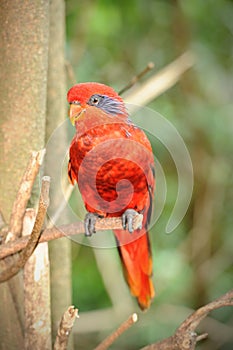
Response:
[0,1,49,348]
[44,0,73,348]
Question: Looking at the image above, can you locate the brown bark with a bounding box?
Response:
[0,1,49,348]
[54,306,79,350]
[0,1,49,219]
[23,209,52,350]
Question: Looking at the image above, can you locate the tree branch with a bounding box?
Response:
[6,149,46,242]
[125,51,195,112]
[0,214,143,260]
[140,289,233,350]
[119,62,155,95]
[54,305,79,350]
[177,289,233,333]
[0,176,50,283]
[94,313,138,350]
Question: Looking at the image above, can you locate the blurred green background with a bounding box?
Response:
[65,1,233,349]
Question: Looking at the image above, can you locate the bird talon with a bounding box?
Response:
[122,213,127,230]
[84,213,99,236]
[122,209,139,233]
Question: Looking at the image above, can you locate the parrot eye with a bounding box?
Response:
[92,97,99,104]
[88,94,104,106]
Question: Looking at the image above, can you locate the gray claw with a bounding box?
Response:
[122,209,139,233]
[84,213,98,236]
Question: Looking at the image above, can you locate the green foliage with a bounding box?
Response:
[66,0,233,348]
[72,243,111,310]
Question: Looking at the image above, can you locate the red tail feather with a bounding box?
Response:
[115,229,155,310]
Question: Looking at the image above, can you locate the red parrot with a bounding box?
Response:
[67,82,155,310]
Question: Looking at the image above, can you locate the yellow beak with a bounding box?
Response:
[69,104,86,125]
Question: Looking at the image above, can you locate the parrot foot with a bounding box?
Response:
[122,209,141,233]
[84,212,99,236]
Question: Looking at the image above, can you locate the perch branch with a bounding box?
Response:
[94,313,138,350]
[0,176,50,283]
[6,149,46,242]
[125,51,195,112]
[54,306,79,350]
[140,289,233,350]
[0,214,143,260]
[119,62,155,95]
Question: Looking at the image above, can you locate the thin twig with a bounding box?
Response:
[0,176,50,283]
[196,333,208,342]
[94,313,138,350]
[125,51,195,112]
[54,306,79,350]
[0,214,143,260]
[6,149,46,242]
[119,62,155,95]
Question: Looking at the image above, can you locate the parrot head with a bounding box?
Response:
[67,82,128,125]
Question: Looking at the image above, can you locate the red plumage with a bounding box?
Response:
[67,82,155,309]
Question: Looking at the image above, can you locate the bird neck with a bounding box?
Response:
[74,108,130,136]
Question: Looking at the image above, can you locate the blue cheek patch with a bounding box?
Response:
[98,96,126,116]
